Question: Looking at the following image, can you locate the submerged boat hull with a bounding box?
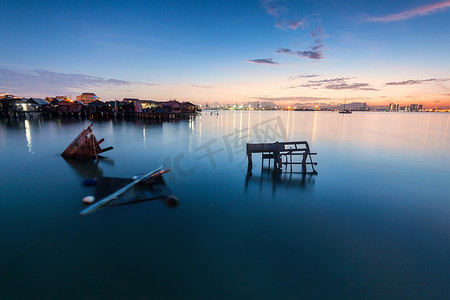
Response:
[61,124,113,160]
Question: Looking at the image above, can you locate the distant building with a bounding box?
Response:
[410,104,418,112]
[123,98,142,113]
[181,102,199,113]
[389,103,400,111]
[0,97,26,115]
[56,96,70,101]
[49,98,64,105]
[27,98,50,112]
[162,100,182,114]
[76,93,99,105]
[418,104,423,111]
[140,100,161,110]
[58,100,82,114]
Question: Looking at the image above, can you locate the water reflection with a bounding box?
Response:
[24,120,33,153]
[92,175,178,214]
[143,125,146,144]
[245,168,316,196]
[63,157,114,179]
[444,114,449,138]
[0,112,449,299]
[311,111,317,143]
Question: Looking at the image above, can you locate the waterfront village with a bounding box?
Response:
[0,93,200,120]
[0,92,447,119]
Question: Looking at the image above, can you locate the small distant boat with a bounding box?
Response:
[339,98,352,114]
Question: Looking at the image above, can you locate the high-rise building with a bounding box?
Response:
[389,103,400,111]
[76,93,99,105]
[410,104,418,112]
[389,103,394,111]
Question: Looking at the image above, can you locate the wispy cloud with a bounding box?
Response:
[287,77,351,88]
[0,68,155,96]
[250,96,332,102]
[246,58,279,65]
[277,27,326,60]
[259,0,308,30]
[243,101,278,108]
[257,2,328,60]
[288,74,320,80]
[286,76,378,91]
[324,82,371,90]
[259,0,287,17]
[275,19,307,30]
[191,85,213,89]
[277,48,324,60]
[385,78,449,85]
[308,77,351,83]
[366,1,450,22]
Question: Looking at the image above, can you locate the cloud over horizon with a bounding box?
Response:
[289,74,320,80]
[191,84,213,89]
[250,96,332,102]
[0,68,155,97]
[366,1,450,22]
[385,78,450,85]
[285,77,378,91]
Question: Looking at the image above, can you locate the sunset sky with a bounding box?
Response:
[1,0,449,108]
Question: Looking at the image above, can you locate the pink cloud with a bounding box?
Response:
[367,1,450,22]
[275,19,306,30]
[259,0,287,18]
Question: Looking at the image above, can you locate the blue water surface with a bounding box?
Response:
[0,111,449,299]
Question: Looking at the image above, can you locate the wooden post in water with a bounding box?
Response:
[247,144,253,174]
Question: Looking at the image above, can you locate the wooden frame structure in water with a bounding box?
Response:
[246,141,318,175]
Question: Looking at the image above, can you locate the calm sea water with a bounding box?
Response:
[0,111,449,299]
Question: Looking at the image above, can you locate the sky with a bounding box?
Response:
[0,0,450,108]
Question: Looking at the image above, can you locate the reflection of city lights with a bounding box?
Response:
[25,120,33,153]
[143,126,146,144]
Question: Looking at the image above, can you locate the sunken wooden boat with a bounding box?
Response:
[61,124,113,160]
[80,168,176,215]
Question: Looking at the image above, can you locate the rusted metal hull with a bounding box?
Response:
[61,124,113,160]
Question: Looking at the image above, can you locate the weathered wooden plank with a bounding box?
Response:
[98,146,114,153]
[281,162,318,165]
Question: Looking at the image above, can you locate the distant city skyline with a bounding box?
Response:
[1,0,449,108]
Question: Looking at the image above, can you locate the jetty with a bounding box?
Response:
[246,141,317,174]
[61,124,113,160]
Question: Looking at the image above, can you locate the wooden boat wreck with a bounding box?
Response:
[61,124,113,159]
[80,168,177,215]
